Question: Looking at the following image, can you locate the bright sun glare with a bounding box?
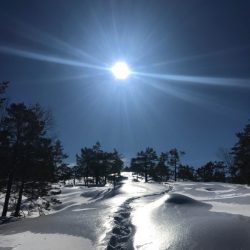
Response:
[111,61,131,80]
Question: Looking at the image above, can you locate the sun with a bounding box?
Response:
[111,61,131,80]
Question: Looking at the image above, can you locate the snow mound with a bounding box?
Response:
[166,193,206,206]
[171,182,250,216]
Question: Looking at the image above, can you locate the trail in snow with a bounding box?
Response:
[107,197,135,250]
[106,189,171,250]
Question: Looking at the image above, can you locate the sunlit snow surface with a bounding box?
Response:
[1,173,250,250]
[132,181,250,250]
[0,231,94,250]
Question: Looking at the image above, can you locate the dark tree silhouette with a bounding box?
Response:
[130,157,143,180]
[53,139,69,182]
[76,147,93,186]
[196,162,214,182]
[109,149,124,186]
[137,147,157,182]
[91,142,103,185]
[110,149,123,175]
[178,165,195,181]
[76,143,123,186]
[0,81,8,108]
[168,148,185,181]
[155,152,169,182]
[217,148,234,170]
[196,161,226,182]
[0,103,58,217]
[231,120,250,184]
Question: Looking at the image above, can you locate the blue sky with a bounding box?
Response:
[1,0,250,167]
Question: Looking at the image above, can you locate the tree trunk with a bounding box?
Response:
[86,176,89,187]
[113,175,116,188]
[14,180,24,217]
[174,160,177,181]
[86,167,89,187]
[103,165,107,185]
[1,172,14,217]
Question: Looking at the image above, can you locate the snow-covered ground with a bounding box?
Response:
[172,181,250,217]
[0,183,114,218]
[0,173,250,250]
[132,180,250,249]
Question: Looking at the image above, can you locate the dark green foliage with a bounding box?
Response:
[132,147,157,182]
[76,147,92,185]
[178,165,195,181]
[55,164,72,184]
[196,161,226,182]
[231,120,250,184]
[0,81,8,108]
[130,157,143,179]
[0,103,67,217]
[168,149,185,181]
[130,148,187,182]
[110,149,123,175]
[53,140,69,182]
[76,142,123,186]
[154,152,170,182]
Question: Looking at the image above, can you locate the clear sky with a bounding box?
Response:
[0,0,250,167]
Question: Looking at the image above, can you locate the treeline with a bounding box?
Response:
[128,119,250,185]
[47,142,124,187]
[74,142,123,186]
[129,147,196,182]
[129,148,185,182]
[128,149,245,184]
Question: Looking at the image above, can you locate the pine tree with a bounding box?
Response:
[130,157,143,180]
[53,139,69,182]
[231,120,250,184]
[0,81,8,108]
[168,149,185,181]
[76,143,124,186]
[178,165,195,181]
[196,162,214,182]
[76,147,94,187]
[1,103,32,217]
[110,149,123,175]
[137,147,157,182]
[155,152,169,182]
[0,103,56,217]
